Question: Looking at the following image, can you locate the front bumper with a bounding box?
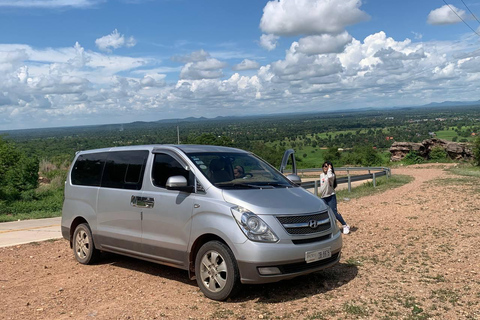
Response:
[233,229,342,284]
[237,249,341,284]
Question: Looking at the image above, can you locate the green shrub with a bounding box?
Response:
[403,151,425,165]
[429,146,448,161]
[0,188,63,215]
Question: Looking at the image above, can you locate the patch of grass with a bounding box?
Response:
[0,210,61,222]
[303,312,327,320]
[336,174,413,201]
[0,185,63,222]
[345,257,364,267]
[343,302,369,317]
[447,164,480,178]
[211,308,235,318]
[430,289,460,305]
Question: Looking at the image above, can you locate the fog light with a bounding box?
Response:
[258,267,281,275]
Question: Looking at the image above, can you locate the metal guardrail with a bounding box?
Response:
[285,167,392,194]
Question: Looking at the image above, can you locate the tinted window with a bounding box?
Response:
[101,151,149,190]
[71,152,108,186]
[152,153,192,188]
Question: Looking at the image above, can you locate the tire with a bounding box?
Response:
[195,241,240,301]
[72,223,100,265]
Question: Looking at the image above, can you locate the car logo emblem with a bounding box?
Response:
[309,220,318,229]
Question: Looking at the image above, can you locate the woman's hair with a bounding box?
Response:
[322,161,337,189]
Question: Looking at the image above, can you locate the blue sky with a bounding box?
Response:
[1,0,480,130]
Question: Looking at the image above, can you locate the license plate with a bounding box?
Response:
[305,247,331,263]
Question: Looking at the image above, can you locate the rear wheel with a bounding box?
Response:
[72,223,100,264]
[195,241,240,301]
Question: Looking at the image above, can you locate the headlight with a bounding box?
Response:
[231,206,278,242]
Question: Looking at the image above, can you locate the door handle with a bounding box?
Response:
[131,196,155,208]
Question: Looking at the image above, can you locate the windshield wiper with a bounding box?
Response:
[216,183,265,189]
[259,182,291,188]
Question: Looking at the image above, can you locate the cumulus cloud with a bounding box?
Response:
[260,0,369,36]
[140,73,166,88]
[427,5,465,25]
[95,29,137,52]
[297,32,353,55]
[259,34,279,51]
[0,49,28,72]
[3,11,480,131]
[179,58,228,80]
[232,59,260,71]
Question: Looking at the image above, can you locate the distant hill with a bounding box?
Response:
[1,99,480,137]
[419,100,480,108]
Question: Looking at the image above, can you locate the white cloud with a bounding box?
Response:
[427,5,465,25]
[140,73,166,88]
[3,17,480,130]
[0,0,101,8]
[259,34,279,51]
[95,29,137,52]
[232,59,260,71]
[179,58,228,80]
[297,32,353,55]
[260,0,369,36]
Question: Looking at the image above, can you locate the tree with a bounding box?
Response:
[323,146,340,163]
[0,137,39,201]
[184,133,233,147]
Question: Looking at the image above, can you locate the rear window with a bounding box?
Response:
[71,150,148,189]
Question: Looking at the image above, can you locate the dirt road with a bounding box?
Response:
[0,164,479,319]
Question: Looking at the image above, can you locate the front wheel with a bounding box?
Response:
[195,241,240,301]
[72,223,100,265]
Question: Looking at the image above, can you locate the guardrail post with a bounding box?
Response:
[347,169,351,192]
[314,180,319,196]
[373,172,376,187]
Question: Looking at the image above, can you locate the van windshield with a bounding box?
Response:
[186,152,295,189]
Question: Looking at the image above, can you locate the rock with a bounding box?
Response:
[389,142,425,161]
[389,138,474,161]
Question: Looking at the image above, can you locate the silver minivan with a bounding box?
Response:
[61,144,342,300]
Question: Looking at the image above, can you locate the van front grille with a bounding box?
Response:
[292,234,331,245]
[276,211,331,235]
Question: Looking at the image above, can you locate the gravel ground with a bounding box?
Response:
[0,164,479,320]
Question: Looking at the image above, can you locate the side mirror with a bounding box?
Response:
[286,174,301,185]
[166,176,194,193]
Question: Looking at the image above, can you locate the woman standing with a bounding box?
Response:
[319,161,350,234]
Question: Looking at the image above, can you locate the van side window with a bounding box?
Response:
[71,152,108,186]
[152,154,192,188]
[101,151,149,190]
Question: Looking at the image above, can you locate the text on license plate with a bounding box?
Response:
[305,247,331,263]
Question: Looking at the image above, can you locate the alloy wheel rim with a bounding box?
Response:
[199,250,228,292]
[75,229,90,259]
